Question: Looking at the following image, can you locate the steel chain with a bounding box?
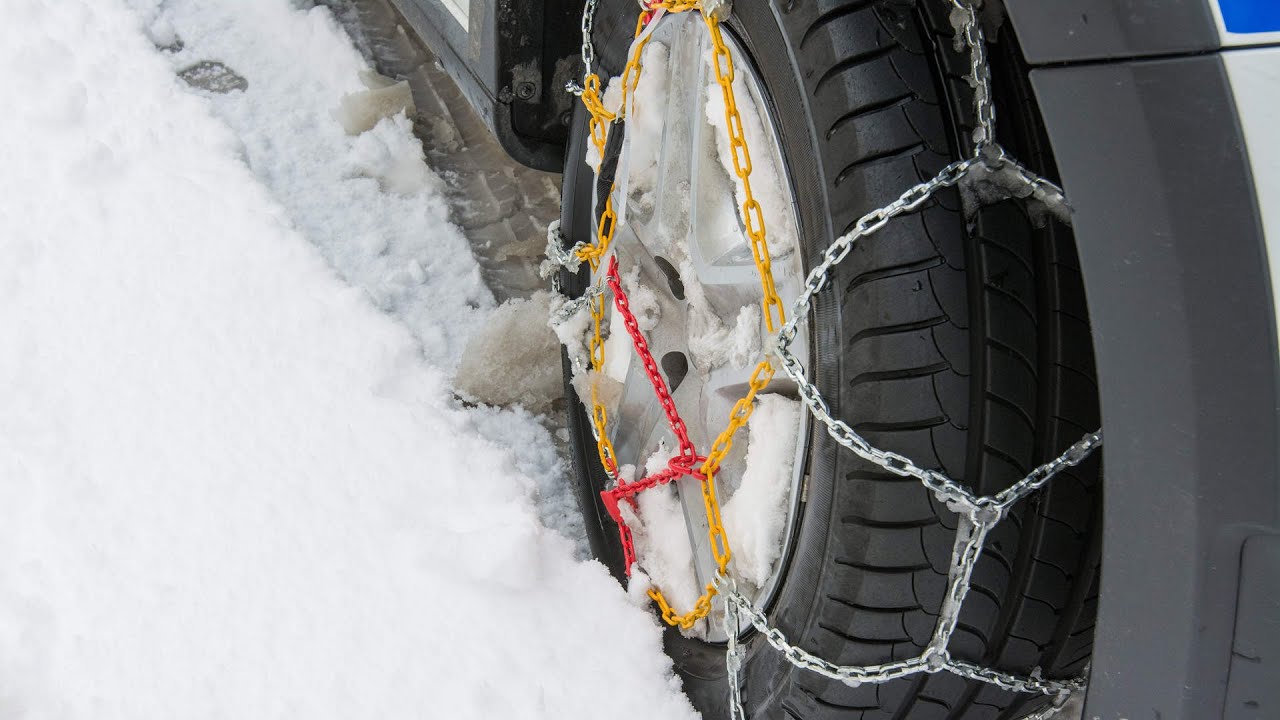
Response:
[722,591,746,720]
[548,279,602,326]
[581,0,599,88]
[540,219,585,280]
[543,1,1103,717]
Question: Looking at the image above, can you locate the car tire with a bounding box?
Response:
[559,1,1103,718]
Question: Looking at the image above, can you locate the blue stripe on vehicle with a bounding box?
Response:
[1219,0,1280,33]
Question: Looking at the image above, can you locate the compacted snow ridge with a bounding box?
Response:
[0,0,699,717]
[144,0,582,546]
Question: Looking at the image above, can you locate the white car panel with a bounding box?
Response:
[1225,47,1280,339]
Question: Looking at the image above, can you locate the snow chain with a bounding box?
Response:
[548,1,1104,717]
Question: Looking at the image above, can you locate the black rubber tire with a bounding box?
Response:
[561,1,1102,719]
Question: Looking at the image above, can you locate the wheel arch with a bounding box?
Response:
[1028,50,1280,720]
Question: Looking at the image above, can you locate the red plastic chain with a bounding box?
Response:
[599,256,708,574]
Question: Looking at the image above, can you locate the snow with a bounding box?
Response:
[455,291,564,415]
[349,114,448,196]
[150,0,487,369]
[622,266,662,332]
[0,0,699,717]
[603,304,635,383]
[721,395,801,589]
[627,41,670,181]
[621,450,701,615]
[702,44,798,259]
[547,290,594,370]
[623,395,802,624]
[615,40,671,225]
[680,259,761,371]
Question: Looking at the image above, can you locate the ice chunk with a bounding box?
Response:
[570,370,625,415]
[455,291,565,414]
[333,70,416,135]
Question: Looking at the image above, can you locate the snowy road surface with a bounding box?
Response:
[0,0,697,717]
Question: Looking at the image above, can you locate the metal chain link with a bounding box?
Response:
[540,219,585,280]
[714,432,1100,703]
[721,1,1100,717]
[722,593,746,720]
[566,0,601,95]
[953,0,995,151]
[546,1,1103,717]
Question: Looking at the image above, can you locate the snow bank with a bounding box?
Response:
[146,0,581,542]
[149,0,487,369]
[0,1,697,717]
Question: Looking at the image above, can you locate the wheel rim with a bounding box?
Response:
[590,12,809,639]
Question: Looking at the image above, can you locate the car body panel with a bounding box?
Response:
[389,0,578,170]
[1228,46,1280,339]
[1004,0,1280,65]
[1031,51,1280,720]
[1003,0,1220,64]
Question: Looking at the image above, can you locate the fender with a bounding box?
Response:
[1006,1,1280,717]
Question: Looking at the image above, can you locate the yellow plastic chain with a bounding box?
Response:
[588,287,620,476]
[577,1,788,630]
[703,13,787,332]
[651,360,774,629]
[579,13,655,183]
[579,12,653,482]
